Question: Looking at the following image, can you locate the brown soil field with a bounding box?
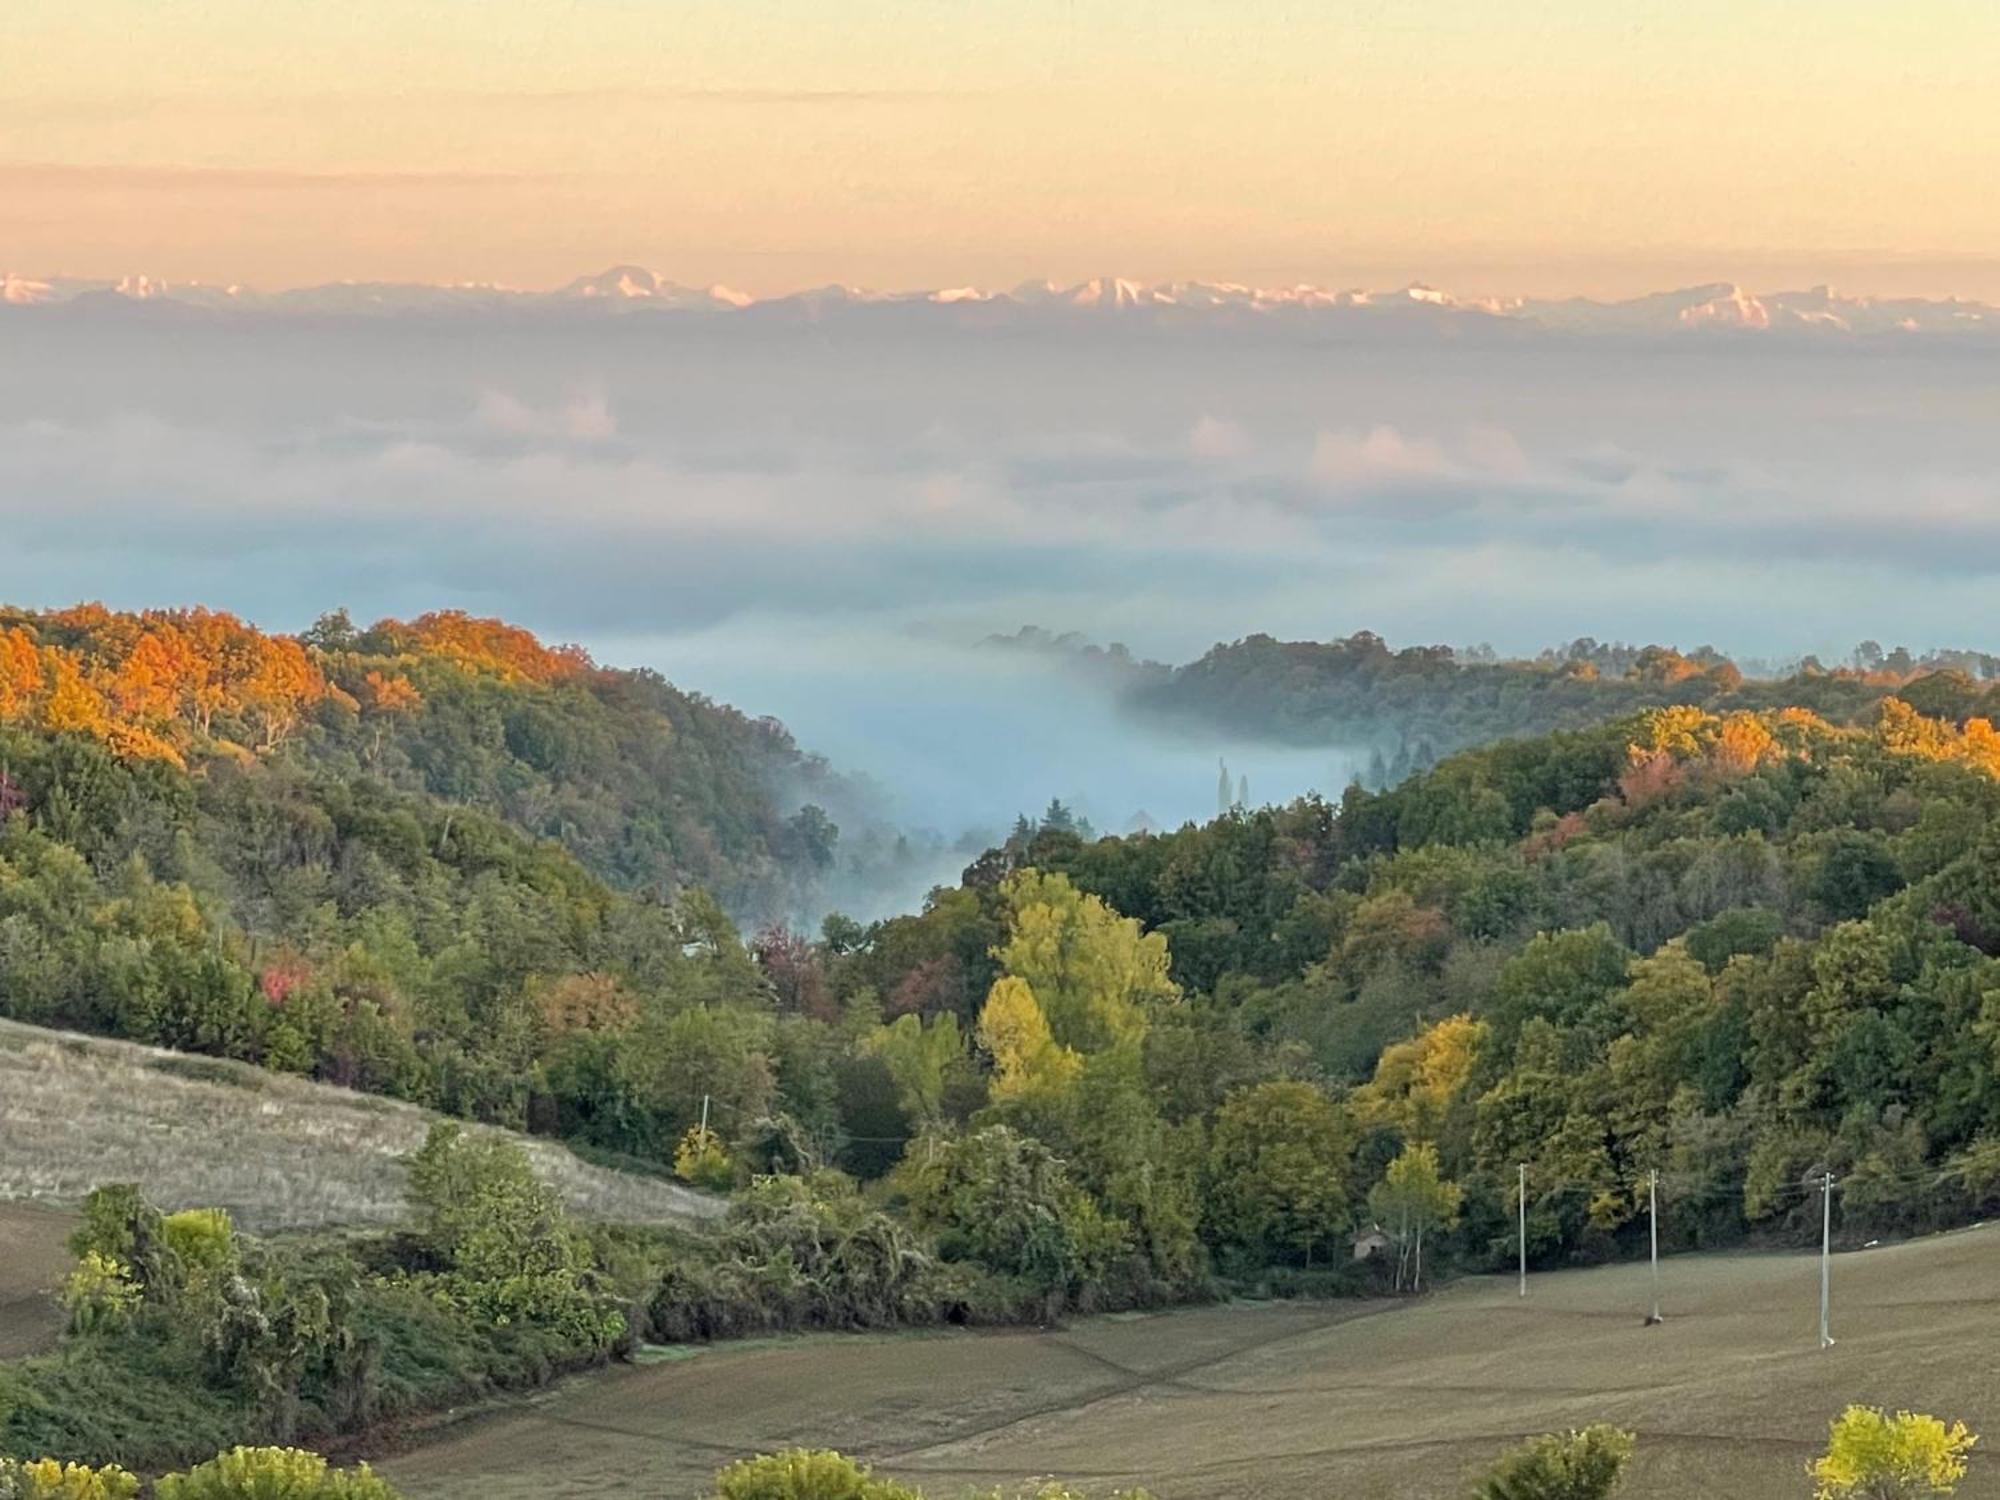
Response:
[382,1225,2000,1500]
[0,1202,75,1358]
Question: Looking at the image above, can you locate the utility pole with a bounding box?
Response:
[1645,1169,1663,1326]
[1517,1163,1528,1298]
[1819,1171,1836,1349]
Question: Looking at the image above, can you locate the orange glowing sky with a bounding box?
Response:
[9,0,2000,297]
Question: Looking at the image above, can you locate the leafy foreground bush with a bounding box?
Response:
[1474,1426,1635,1500]
[1810,1406,1976,1499]
[643,1169,1057,1345]
[1467,1410,1978,1500]
[0,1458,138,1500]
[713,1450,920,1500]
[710,1450,1149,1500]
[154,1448,397,1500]
[4,1138,1158,1474]
[0,1449,391,1500]
[1,1149,623,1471]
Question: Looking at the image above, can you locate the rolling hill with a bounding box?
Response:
[0,1015,721,1366]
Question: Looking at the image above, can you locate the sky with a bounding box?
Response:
[9,0,2000,297]
[9,5,2000,848]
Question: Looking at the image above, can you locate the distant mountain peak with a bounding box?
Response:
[2,272,53,305]
[4,268,1994,337]
[556,266,748,309]
[560,265,666,298]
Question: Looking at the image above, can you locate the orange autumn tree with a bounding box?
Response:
[239,634,326,751]
[1620,704,1825,809]
[0,605,335,763]
[0,627,45,718]
[358,670,423,763]
[364,611,593,684]
[1877,695,2000,778]
[0,603,609,769]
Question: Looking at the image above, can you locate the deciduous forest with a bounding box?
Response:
[4,604,1999,1479]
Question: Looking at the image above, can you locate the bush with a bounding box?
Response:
[1809,1407,1976,1499]
[707,1455,1153,1500]
[160,1212,238,1284]
[155,1448,398,1500]
[1474,1425,1634,1500]
[674,1125,736,1192]
[58,1254,141,1336]
[889,1127,1123,1300]
[405,1123,623,1350]
[66,1187,170,1297]
[647,1174,979,1342]
[712,1450,918,1500]
[6,1178,626,1472]
[0,1334,253,1470]
[0,1459,140,1500]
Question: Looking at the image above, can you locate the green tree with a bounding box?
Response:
[890,1126,1125,1298]
[1474,1426,1634,1500]
[404,1122,619,1346]
[67,1184,170,1296]
[1809,1407,1976,1499]
[1487,926,1632,1059]
[1205,1081,1352,1266]
[867,1012,965,1125]
[1366,1142,1462,1292]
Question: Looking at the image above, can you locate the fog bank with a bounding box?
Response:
[4,304,1999,864]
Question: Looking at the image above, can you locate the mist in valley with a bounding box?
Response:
[7,296,2000,920]
[615,618,1361,919]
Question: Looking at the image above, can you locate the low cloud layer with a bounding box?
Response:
[3,313,1998,830]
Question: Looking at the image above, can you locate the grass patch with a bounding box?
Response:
[0,1019,721,1234]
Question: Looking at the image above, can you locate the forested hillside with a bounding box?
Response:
[784,692,2000,1272]
[0,604,886,921]
[805,695,2000,1267]
[8,627,1998,1273]
[992,625,2000,781]
[8,606,2000,1474]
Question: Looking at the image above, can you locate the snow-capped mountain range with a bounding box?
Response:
[4,266,1995,336]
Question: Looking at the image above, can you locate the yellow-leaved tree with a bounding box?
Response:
[978,976,1081,1103]
[1352,1013,1485,1143]
[992,870,1178,1054]
[1810,1406,1976,1499]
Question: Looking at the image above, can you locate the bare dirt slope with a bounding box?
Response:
[381,1226,2000,1500]
[0,1018,721,1233]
